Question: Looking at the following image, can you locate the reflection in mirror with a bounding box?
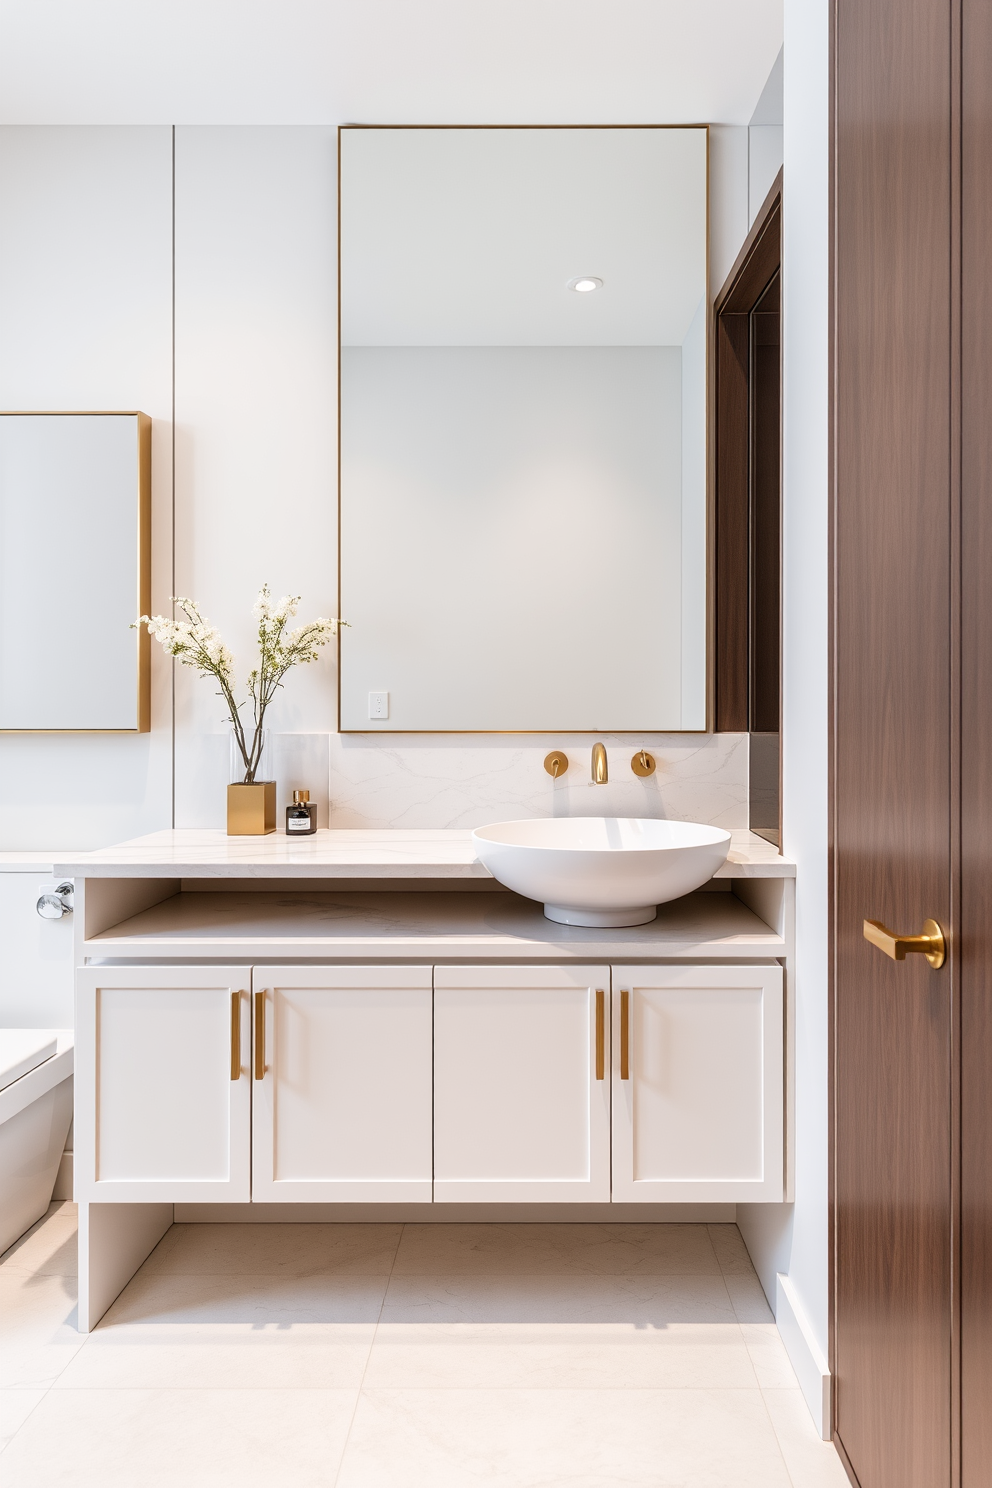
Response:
[0,412,150,731]
[339,126,707,732]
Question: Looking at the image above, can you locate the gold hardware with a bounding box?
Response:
[544,751,568,778]
[595,990,605,1080]
[254,991,266,1079]
[631,750,656,777]
[230,992,242,1080]
[620,988,630,1079]
[227,781,277,836]
[592,742,608,784]
[863,917,946,970]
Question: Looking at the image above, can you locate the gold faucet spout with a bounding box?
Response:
[591,742,608,784]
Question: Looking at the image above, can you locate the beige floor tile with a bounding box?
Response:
[364,1320,757,1389]
[741,1322,801,1389]
[337,1387,794,1487]
[0,1209,77,1279]
[0,1273,79,1348]
[392,1222,721,1276]
[380,1271,737,1326]
[0,1388,46,1450]
[724,1271,775,1324]
[0,1343,83,1391]
[141,1221,403,1277]
[53,1321,375,1389]
[762,1388,850,1487]
[100,1268,391,1327]
[707,1223,758,1276]
[0,1386,358,1487]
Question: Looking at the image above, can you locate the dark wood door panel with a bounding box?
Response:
[832,0,954,1482]
[961,0,992,1476]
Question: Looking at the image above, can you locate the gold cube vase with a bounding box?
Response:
[227,781,277,836]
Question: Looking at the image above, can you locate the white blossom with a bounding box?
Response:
[135,586,348,783]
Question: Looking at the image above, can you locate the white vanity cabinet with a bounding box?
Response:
[251,966,433,1202]
[74,966,251,1202]
[610,964,784,1203]
[433,964,611,1203]
[61,830,795,1330]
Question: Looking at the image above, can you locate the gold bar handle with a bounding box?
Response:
[595,990,605,1080]
[620,988,630,1080]
[230,991,242,1081]
[254,990,266,1079]
[863,918,946,970]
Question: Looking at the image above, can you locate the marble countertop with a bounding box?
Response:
[84,888,785,962]
[54,826,794,881]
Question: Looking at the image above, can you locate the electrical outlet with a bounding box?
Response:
[368,691,389,720]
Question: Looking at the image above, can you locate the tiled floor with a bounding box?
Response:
[0,1203,849,1486]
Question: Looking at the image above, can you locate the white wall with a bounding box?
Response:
[0,128,174,849]
[737,6,832,1438]
[0,123,751,848]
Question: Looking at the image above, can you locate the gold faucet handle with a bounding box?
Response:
[631,750,656,777]
[544,751,568,778]
[863,918,945,969]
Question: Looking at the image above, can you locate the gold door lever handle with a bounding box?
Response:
[863,918,946,969]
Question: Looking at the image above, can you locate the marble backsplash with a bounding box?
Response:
[174,731,748,831]
[326,732,748,830]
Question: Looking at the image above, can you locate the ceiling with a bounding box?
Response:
[341,127,707,346]
[0,1,783,127]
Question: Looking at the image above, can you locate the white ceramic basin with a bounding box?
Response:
[471,817,732,927]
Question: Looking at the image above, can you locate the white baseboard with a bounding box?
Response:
[776,1272,831,1439]
[52,1150,73,1201]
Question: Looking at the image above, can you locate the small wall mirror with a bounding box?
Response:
[339,126,708,732]
[0,412,150,731]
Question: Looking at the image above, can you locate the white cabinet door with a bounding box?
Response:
[75,966,250,1202]
[251,966,433,1202]
[611,964,784,1203]
[433,964,610,1203]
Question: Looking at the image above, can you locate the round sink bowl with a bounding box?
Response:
[471,817,732,927]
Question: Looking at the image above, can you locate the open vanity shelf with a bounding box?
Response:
[57,828,795,1331]
[81,886,786,962]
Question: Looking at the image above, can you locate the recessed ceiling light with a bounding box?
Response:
[566,276,603,293]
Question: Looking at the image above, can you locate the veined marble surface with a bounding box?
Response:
[172,731,749,832]
[324,732,749,831]
[55,826,793,880]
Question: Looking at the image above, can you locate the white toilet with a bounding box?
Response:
[0,1029,73,1256]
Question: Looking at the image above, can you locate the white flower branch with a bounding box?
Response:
[135,586,349,783]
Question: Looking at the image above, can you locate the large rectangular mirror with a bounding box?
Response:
[339,126,707,732]
[0,412,150,731]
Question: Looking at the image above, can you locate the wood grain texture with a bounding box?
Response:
[831,0,954,1482]
[960,0,992,1475]
[713,189,781,734]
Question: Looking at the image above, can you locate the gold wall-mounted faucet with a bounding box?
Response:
[591,742,608,784]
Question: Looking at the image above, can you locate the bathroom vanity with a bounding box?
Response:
[57,827,794,1330]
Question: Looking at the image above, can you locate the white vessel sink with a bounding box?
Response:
[471,817,732,927]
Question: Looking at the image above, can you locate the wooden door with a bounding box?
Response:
[75,966,250,1202]
[832,0,955,1481]
[251,966,433,1202]
[433,964,610,1203]
[611,965,783,1204]
[961,0,992,1476]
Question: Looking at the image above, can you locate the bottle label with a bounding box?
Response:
[287,816,311,831]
